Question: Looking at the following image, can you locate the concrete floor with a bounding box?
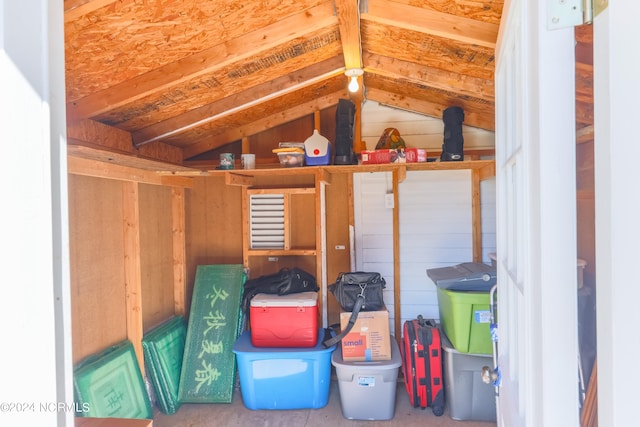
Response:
[153,379,497,427]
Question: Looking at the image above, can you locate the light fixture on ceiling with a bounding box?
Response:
[345,68,364,93]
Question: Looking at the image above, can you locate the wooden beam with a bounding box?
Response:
[363,0,499,49]
[172,187,187,316]
[364,52,495,102]
[132,56,345,147]
[68,155,197,187]
[315,179,325,327]
[367,87,495,131]
[392,168,402,340]
[471,169,482,262]
[183,90,348,158]
[335,0,363,69]
[478,162,496,181]
[67,119,185,165]
[64,0,120,22]
[122,181,144,370]
[316,167,333,186]
[225,172,255,187]
[66,1,338,120]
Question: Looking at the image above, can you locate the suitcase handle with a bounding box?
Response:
[417,315,437,328]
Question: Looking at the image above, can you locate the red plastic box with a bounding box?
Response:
[250,292,318,347]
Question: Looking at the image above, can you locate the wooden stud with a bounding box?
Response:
[172,187,187,316]
[122,181,144,371]
[392,169,402,340]
[283,193,291,251]
[316,177,325,327]
[314,110,321,131]
[241,136,250,154]
[471,169,482,262]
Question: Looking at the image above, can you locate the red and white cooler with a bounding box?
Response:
[249,291,318,347]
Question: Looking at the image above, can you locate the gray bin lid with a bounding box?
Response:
[427,262,497,292]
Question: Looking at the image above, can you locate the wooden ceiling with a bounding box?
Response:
[63,1,591,166]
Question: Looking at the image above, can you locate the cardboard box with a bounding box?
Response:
[339,308,391,361]
[361,149,391,164]
[405,147,427,163]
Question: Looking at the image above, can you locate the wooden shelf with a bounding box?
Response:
[219,160,496,186]
[246,248,317,256]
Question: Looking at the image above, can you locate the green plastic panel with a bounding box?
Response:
[142,316,186,414]
[74,340,152,419]
[178,264,246,403]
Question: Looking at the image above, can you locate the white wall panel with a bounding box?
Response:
[354,103,496,338]
[361,100,495,153]
[354,169,496,336]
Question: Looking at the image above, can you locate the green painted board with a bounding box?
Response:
[178,264,246,403]
[142,316,186,414]
[74,340,152,419]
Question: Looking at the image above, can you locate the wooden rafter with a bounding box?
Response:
[335,0,363,70]
[364,52,495,102]
[66,1,338,121]
[363,0,499,49]
[132,56,346,147]
[367,87,495,131]
[183,90,347,158]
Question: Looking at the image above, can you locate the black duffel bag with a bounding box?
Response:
[324,271,386,348]
[328,271,386,312]
[241,267,318,315]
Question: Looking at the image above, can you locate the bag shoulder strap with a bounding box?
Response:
[323,295,365,348]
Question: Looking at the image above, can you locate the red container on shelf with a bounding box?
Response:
[250,292,318,347]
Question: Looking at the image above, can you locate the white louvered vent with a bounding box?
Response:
[249,194,285,249]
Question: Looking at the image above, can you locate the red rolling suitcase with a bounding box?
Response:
[401,316,445,416]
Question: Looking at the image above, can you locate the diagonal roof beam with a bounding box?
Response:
[366,87,495,131]
[183,90,347,159]
[364,52,495,102]
[363,0,499,49]
[64,0,121,22]
[66,1,338,121]
[133,56,346,148]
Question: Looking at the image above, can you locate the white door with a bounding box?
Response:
[495,1,579,426]
[592,3,640,426]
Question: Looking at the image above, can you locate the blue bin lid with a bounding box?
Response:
[233,328,336,354]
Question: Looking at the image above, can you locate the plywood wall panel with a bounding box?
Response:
[289,193,316,249]
[324,173,353,326]
[184,175,244,315]
[69,174,128,363]
[139,183,175,330]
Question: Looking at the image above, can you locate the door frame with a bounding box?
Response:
[495,0,579,425]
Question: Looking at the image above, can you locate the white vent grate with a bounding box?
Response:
[249,194,285,249]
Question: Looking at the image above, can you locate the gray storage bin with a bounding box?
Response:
[331,336,402,420]
[442,331,497,421]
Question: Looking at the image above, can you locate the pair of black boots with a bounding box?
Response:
[333,100,465,163]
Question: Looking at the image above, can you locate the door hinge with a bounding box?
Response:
[547,0,608,30]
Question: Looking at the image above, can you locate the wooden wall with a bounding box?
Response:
[68,163,190,369]
[139,184,176,329]
[67,102,496,375]
[69,175,129,363]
